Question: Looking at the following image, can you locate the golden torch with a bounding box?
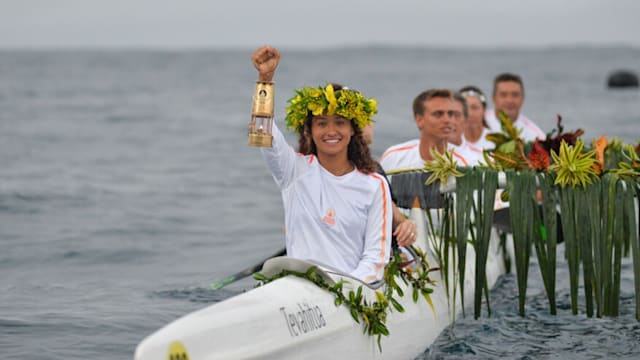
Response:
[248,81,274,147]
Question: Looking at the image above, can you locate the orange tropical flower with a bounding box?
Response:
[593,135,608,174]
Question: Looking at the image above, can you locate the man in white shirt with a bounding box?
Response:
[380,89,470,172]
[485,73,545,142]
[380,89,477,241]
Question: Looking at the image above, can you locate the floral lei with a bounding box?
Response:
[284,84,378,132]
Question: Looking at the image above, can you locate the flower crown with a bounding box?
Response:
[284,84,377,132]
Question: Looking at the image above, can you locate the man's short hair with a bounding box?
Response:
[413,88,453,117]
[492,73,525,97]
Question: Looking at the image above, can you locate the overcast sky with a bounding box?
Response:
[2,0,640,49]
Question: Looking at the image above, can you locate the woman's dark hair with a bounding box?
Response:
[296,83,377,173]
[459,85,487,107]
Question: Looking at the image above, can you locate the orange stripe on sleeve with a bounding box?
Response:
[467,143,482,153]
[365,172,389,282]
[379,144,418,162]
[452,151,469,166]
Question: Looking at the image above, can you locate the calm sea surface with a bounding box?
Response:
[1,47,639,359]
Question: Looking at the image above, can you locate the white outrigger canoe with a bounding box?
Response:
[135,204,509,360]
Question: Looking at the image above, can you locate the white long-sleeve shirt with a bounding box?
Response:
[261,124,393,283]
[451,140,483,167]
[379,139,470,172]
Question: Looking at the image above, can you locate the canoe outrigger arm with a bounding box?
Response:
[438,171,509,193]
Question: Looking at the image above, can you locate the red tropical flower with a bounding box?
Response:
[529,139,550,171]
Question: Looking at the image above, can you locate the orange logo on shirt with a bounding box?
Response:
[322,209,336,225]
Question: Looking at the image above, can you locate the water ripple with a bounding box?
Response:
[424,274,640,359]
[152,286,241,303]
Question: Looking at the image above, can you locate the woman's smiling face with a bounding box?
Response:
[311,115,354,157]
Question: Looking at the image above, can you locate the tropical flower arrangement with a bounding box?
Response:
[410,111,640,320]
[475,111,640,318]
[483,111,640,186]
[284,83,378,132]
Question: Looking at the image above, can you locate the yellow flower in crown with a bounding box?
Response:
[285,83,377,132]
[324,84,338,114]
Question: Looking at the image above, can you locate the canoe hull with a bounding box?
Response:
[134,209,508,360]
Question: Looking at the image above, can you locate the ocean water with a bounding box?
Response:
[1,47,639,360]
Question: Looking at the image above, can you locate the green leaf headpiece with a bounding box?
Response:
[284,84,377,132]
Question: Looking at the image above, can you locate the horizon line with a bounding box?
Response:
[1,42,639,52]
